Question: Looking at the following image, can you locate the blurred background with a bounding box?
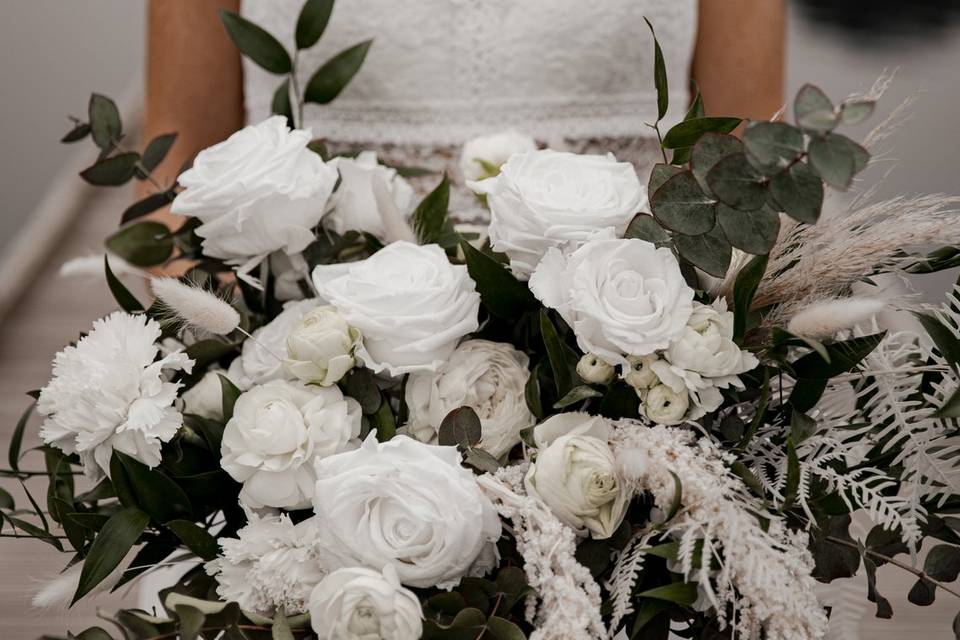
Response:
[0,1,958,637]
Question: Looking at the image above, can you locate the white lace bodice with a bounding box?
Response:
[241,0,698,147]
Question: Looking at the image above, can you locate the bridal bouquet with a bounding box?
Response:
[5,3,960,639]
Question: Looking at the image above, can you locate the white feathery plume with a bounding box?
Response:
[32,549,135,609]
[151,277,240,336]
[787,297,887,339]
[59,253,145,279]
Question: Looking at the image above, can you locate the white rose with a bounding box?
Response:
[404,339,534,458]
[664,300,759,380]
[284,306,361,386]
[221,379,362,509]
[530,236,695,366]
[641,384,690,425]
[312,242,480,376]
[576,354,615,385]
[172,116,338,262]
[326,151,415,239]
[623,355,660,391]
[468,150,645,279]
[309,565,422,640]
[227,299,321,389]
[181,370,224,421]
[313,435,502,589]
[459,130,537,182]
[526,415,627,539]
[532,412,612,448]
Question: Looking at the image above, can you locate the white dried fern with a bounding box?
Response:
[604,531,653,635]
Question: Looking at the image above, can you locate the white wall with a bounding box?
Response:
[0,1,144,259]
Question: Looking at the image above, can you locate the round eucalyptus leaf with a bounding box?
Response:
[794,83,837,132]
[650,171,716,235]
[624,214,671,247]
[706,153,768,211]
[674,226,732,278]
[717,204,780,255]
[769,161,824,224]
[691,133,743,191]
[648,163,683,195]
[840,98,876,126]
[808,134,867,189]
[105,221,174,267]
[743,122,804,173]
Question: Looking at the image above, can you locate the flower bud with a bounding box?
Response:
[642,384,690,425]
[623,354,660,390]
[283,306,361,386]
[577,354,615,384]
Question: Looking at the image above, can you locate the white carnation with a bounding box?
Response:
[404,339,534,457]
[227,299,321,389]
[326,151,415,239]
[468,149,645,279]
[530,236,694,365]
[313,435,502,589]
[221,379,362,509]
[38,312,193,478]
[207,508,326,616]
[312,242,480,376]
[309,565,422,640]
[171,116,338,262]
[459,130,537,182]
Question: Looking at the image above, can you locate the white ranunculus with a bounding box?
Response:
[207,508,326,615]
[326,151,415,239]
[313,435,502,589]
[404,339,534,458]
[171,116,338,262]
[38,312,193,478]
[622,354,660,391]
[181,369,224,421]
[665,300,758,381]
[576,354,615,385]
[459,130,537,182]
[530,236,695,366]
[227,299,321,389]
[284,306,361,387]
[532,412,613,448]
[526,414,627,539]
[221,379,362,509]
[309,565,422,640]
[468,150,645,279]
[312,242,480,376]
[641,384,690,425]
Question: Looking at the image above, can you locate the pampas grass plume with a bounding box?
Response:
[787,297,887,339]
[151,277,240,335]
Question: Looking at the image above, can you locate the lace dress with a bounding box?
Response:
[240,0,698,211]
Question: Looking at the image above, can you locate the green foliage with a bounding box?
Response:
[650,171,716,235]
[438,407,482,448]
[461,240,538,319]
[304,40,374,104]
[219,10,292,74]
[80,152,140,186]
[412,174,459,251]
[644,18,668,123]
[73,507,149,603]
[88,93,121,150]
[105,221,173,267]
[295,0,335,49]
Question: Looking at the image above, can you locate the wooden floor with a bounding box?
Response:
[0,187,956,639]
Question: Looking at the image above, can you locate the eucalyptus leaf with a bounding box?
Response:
[220,10,292,74]
[121,190,175,224]
[794,83,837,131]
[706,153,768,211]
[840,98,876,125]
[486,616,526,640]
[743,122,804,172]
[650,171,716,235]
[690,132,743,191]
[105,221,173,267]
[674,226,732,278]
[717,204,780,255]
[80,153,140,186]
[73,507,149,603]
[438,407,482,447]
[295,0,334,49]
[341,368,382,414]
[661,116,742,149]
[924,544,960,582]
[808,134,858,189]
[140,133,177,173]
[304,40,373,104]
[769,161,824,224]
[61,122,91,144]
[647,163,682,194]
[88,93,122,150]
[624,214,671,247]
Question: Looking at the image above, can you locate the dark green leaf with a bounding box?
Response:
[717,204,780,255]
[218,374,242,423]
[808,134,860,189]
[730,461,764,495]
[783,437,801,510]
[0,486,13,510]
[690,132,743,191]
[865,525,909,565]
[811,516,861,582]
[486,616,526,640]
[370,398,396,441]
[908,577,937,606]
[166,519,219,561]
[624,214,671,247]
[176,604,206,640]
[925,544,960,582]
[540,310,575,398]
[794,84,836,132]
[88,94,122,150]
[271,79,294,127]
[304,40,373,104]
[113,451,192,522]
[553,385,602,409]
[674,226,732,277]
[650,171,716,235]
[913,312,960,370]
[644,18,668,122]
[8,401,34,471]
[635,581,698,605]
[74,627,114,640]
[184,339,237,372]
[141,133,177,173]
[464,448,501,474]
[438,407,482,447]
[769,161,824,224]
[630,599,671,638]
[743,122,804,172]
[80,152,140,186]
[2,512,63,550]
[648,163,683,194]
[411,174,457,250]
[665,470,683,521]
[121,189,175,224]
[936,387,960,419]
[73,507,149,603]
[790,410,817,443]
[460,240,538,319]
[61,122,91,144]
[341,368,382,414]
[863,557,893,618]
[219,10,292,74]
[792,332,885,379]
[706,153,768,211]
[105,221,173,267]
[662,117,742,149]
[295,0,335,49]
[104,255,145,312]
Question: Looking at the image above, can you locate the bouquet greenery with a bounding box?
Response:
[4,3,960,639]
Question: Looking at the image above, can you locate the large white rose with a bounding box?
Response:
[309,565,422,640]
[530,236,695,366]
[171,116,338,262]
[313,435,502,589]
[525,413,627,539]
[404,339,534,458]
[227,299,321,389]
[326,151,415,239]
[221,379,362,509]
[284,306,361,387]
[468,150,645,279]
[312,242,480,376]
[459,130,537,182]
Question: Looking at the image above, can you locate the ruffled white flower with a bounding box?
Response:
[459,130,537,182]
[284,306,361,387]
[312,242,480,376]
[326,151,415,239]
[468,149,645,279]
[221,379,362,509]
[313,435,502,589]
[38,312,193,478]
[404,339,534,457]
[181,369,224,421]
[227,299,321,390]
[530,235,694,365]
[622,354,660,391]
[172,116,338,263]
[641,384,690,425]
[576,354,615,385]
[207,508,326,616]
[309,565,422,640]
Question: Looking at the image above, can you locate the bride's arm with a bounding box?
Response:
[692,0,785,120]
[140,0,244,210]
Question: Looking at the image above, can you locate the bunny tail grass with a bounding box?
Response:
[787,297,887,339]
[151,277,240,336]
